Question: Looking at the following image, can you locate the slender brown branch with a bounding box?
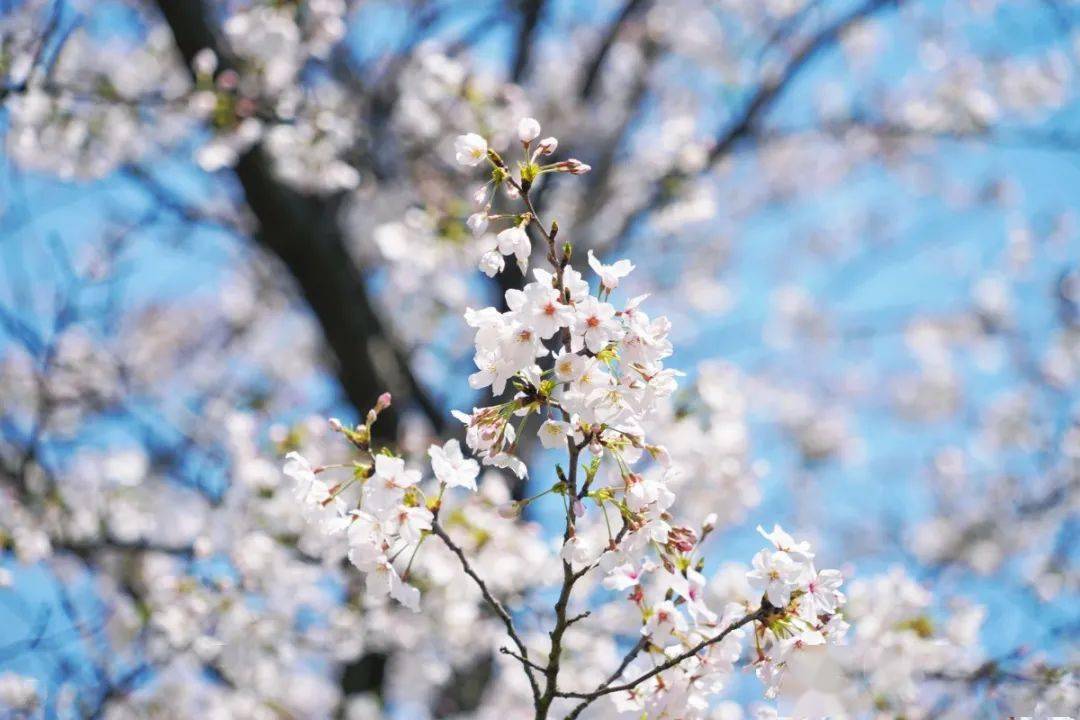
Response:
[556,607,765,714]
[150,0,445,437]
[430,521,542,702]
[500,646,548,674]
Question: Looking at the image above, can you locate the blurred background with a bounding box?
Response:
[0,0,1078,717]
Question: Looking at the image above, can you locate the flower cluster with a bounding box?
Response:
[746,525,847,698]
[284,118,849,716]
[284,399,482,612]
[460,118,591,278]
[276,119,855,718]
[452,120,678,491]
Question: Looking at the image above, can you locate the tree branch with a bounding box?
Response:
[608,0,904,248]
[150,0,444,437]
[557,606,764,716]
[578,0,650,99]
[511,0,547,83]
[430,520,542,703]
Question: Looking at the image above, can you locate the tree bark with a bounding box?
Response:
[152,0,443,439]
[150,0,442,700]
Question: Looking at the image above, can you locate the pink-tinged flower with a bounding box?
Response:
[642,599,688,642]
[518,282,573,339]
[746,549,805,608]
[756,524,815,563]
[365,455,421,512]
[387,505,433,545]
[571,296,622,354]
[367,556,421,612]
[665,569,717,625]
[625,473,675,512]
[603,562,649,592]
[560,535,596,568]
[797,568,845,620]
[552,348,585,383]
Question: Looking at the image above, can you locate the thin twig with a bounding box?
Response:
[556,607,764,715]
[430,521,542,702]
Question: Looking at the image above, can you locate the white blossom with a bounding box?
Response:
[454,133,488,166]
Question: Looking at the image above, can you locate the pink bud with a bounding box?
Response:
[328,417,344,432]
[537,137,558,155]
[375,392,393,413]
[217,69,239,90]
[565,158,591,175]
[573,500,585,518]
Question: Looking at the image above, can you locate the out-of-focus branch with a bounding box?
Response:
[577,0,650,99]
[151,0,444,437]
[610,0,904,247]
[755,119,1080,154]
[706,0,902,167]
[511,0,547,82]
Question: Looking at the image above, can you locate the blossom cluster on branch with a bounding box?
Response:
[285,119,849,718]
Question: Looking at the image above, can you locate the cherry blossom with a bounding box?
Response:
[517,117,541,144]
[428,439,480,491]
[454,132,488,166]
[587,250,635,292]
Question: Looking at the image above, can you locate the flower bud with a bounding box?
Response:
[702,513,718,534]
[467,212,489,236]
[193,48,218,77]
[518,117,541,144]
[537,136,558,155]
[375,392,393,413]
[472,185,489,207]
[328,417,344,432]
[565,158,591,175]
[667,526,697,553]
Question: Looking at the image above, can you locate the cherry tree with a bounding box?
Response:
[1,0,1078,718]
